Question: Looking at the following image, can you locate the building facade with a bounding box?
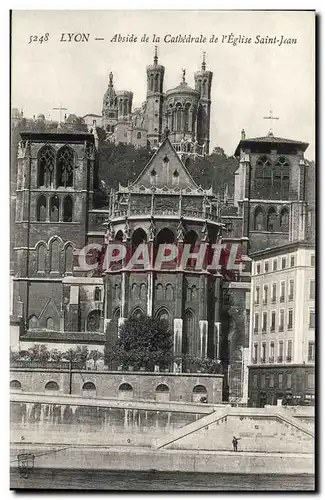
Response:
[248,242,315,406]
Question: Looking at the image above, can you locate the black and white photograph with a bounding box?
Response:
[9,9,315,491]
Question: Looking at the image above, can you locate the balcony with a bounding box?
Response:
[253,328,259,334]
[263,299,268,306]
[252,358,257,364]
[261,358,266,364]
[286,356,292,363]
[262,328,267,334]
[254,301,260,306]
[269,357,275,363]
[280,296,285,303]
[271,297,276,303]
[288,295,294,301]
[279,325,284,332]
[277,356,283,363]
[270,325,275,332]
[287,324,293,330]
[308,356,315,363]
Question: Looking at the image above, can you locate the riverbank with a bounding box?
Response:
[10,443,314,475]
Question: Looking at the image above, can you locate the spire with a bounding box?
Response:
[154,45,158,65]
[182,68,186,83]
[202,52,206,71]
[109,71,113,86]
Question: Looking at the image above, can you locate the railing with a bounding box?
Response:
[269,357,275,363]
[280,296,285,303]
[279,325,284,332]
[277,356,283,363]
[287,324,293,330]
[110,208,221,223]
[286,356,292,363]
[172,142,205,156]
[252,358,257,364]
[263,299,268,305]
[261,358,266,364]
[308,356,315,362]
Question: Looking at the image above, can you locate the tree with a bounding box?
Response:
[107,314,173,371]
[27,344,50,363]
[62,346,89,367]
[49,349,63,363]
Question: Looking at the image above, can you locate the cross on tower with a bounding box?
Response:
[263,110,279,134]
[52,104,68,125]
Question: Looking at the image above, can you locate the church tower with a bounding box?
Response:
[102,72,118,134]
[145,46,165,147]
[194,53,213,154]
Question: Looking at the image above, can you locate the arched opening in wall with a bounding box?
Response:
[36,195,47,222]
[130,283,138,300]
[64,245,73,274]
[275,156,290,199]
[255,156,272,197]
[37,145,55,187]
[28,315,39,330]
[156,307,171,328]
[155,228,176,268]
[50,239,60,272]
[165,284,174,301]
[253,207,264,231]
[183,309,196,357]
[131,307,145,319]
[267,207,277,232]
[149,74,154,91]
[137,131,141,140]
[192,384,208,403]
[63,196,73,222]
[176,103,182,132]
[10,380,22,391]
[82,381,96,397]
[45,381,59,392]
[184,103,191,132]
[94,286,102,302]
[115,230,124,243]
[184,230,198,268]
[202,80,207,96]
[280,208,289,232]
[156,228,175,245]
[156,283,164,300]
[140,283,147,300]
[46,317,54,329]
[154,73,159,92]
[131,228,147,255]
[50,196,60,222]
[37,244,46,272]
[118,383,133,400]
[87,310,101,332]
[155,384,170,402]
[57,146,74,188]
[123,100,128,116]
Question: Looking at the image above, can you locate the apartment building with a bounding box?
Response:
[247,242,315,407]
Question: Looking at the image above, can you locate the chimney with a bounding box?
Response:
[241,129,246,140]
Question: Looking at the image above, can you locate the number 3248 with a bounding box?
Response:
[28,34,49,44]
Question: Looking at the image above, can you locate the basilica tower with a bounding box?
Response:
[102,72,118,134]
[194,53,213,154]
[145,46,165,147]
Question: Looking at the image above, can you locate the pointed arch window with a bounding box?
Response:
[254,207,264,231]
[64,244,73,273]
[37,145,55,187]
[50,196,60,222]
[156,308,171,327]
[131,283,138,300]
[184,103,191,132]
[202,80,207,96]
[50,239,60,272]
[140,283,147,300]
[154,73,159,92]
[165,284,174,301]
[36,195,47,222]
[131,307,145,319]
[267,207,277,232]
[280,208,289,232]
[274,156,290,199]
[87,310,101,332]
[156,283,164,300]
[57,146,74,187]
[176,103,182,131]
[183,309,196,356]
[37,244,46,272]
[63,195,73,222]
[94,286,102,302]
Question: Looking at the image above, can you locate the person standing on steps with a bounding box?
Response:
[232,436,241,452]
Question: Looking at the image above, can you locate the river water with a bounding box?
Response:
[10,469,315,491]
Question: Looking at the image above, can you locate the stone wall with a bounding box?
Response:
[10,369,224,403]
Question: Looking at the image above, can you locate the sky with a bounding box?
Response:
[11,10,315,159]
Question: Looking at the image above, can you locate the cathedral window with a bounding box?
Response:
[280,207,289,232]
[267,207,277,232]
[94,286,102,302]
[202,79,207,96]
[176,103,182,131]
[156,228,175,245]
[57,146,74,187]
[154,73,159,92]
[37,244,46,273]
[253,207,264,231]
[137,132,141,139]
[274,156,290,199]
[87,310,101,332]
[156,283,164,300]
[37,145,55,187]
[140,283,147,300]
[163,155,169,163]
[165,284,174,301]
[131,307,144,319]
[50,195,60,222]
[28,315,39,329]
[183,309,195,355]
[184,103,191,131]
[191,285,197,301]
[50,239,60,272]
[156,307,171,327]
[63,195,73,222]
[36,195,47,221]
[64,244,73,273]
[131,283,138,299]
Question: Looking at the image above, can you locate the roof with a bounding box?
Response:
[19,130,94,142]
[166,81,200,97]
[83,113,102,118]
[234,134,309,156]
[249,240,315,259]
